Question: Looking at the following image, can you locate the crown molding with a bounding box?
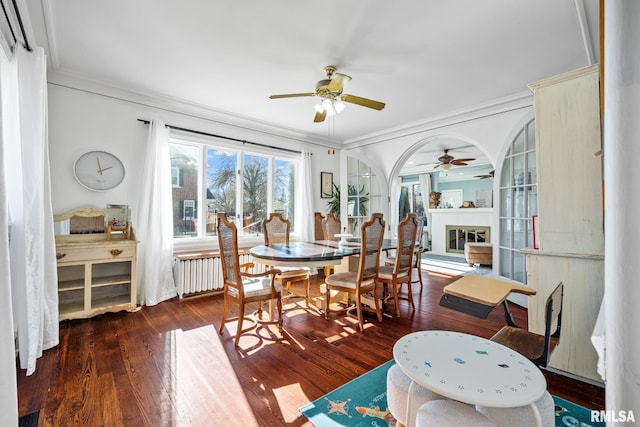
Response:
[342,90,534,149]
[47,69,535,154]
[46,69,343,150]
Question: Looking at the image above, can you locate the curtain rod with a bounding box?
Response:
[137,119,305,155]
[1,0,32,51]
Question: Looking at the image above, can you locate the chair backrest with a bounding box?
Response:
[314,212,325,240]
[356,213,386,284]
[216,213,242,296]
[544,282,563,344]
[393,213,419,275]
[322,213,341,241]
[531,282,563,367]
[262,212,290,245]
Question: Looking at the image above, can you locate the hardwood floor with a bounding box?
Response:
[17,270,605,426]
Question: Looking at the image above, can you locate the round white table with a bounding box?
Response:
[393,330,547,427]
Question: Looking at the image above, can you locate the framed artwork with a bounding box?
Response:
[321,172,333,198]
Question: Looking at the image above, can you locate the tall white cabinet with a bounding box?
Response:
[523,65,604,384]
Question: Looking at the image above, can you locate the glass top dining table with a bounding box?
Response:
[250,239,399,268]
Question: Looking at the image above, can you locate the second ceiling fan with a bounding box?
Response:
[269,66,385,123]
[434,149,476,170]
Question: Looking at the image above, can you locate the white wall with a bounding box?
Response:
[47,84,339,220]
[343,105,534,237]
[48,84,536,265]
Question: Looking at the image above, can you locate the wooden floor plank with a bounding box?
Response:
[17,269,605,426]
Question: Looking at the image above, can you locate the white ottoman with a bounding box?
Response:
[387,364,447,427]
[475,390,555,427]
[416,400,496,426]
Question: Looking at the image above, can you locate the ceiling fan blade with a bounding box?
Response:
[269,93,315,99]
[314,110,327,123]
[340,94,385,110]
[451,157,476,165]
[328,73,352,92]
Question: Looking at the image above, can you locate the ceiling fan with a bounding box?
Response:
[269,66,385,123]
[434,149,476,170]
[474,170,495,179]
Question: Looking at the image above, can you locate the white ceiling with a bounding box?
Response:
[24,0,599,170]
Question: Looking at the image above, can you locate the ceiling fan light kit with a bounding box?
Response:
[269,65,385,123]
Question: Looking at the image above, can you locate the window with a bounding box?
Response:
[347,157,381,237]
[498,119,537,283]
[171,167,182,187]
[398,182,425,220]
[170,140,298,240]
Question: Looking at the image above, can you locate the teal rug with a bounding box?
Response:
[299,360,603,427]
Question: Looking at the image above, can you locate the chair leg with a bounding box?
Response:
[235,302,246,346]
[355,292,365,332]
[304,277,310,307]
[324,286,331,320]
[393,283,401,318]
[219,295,229,335]
[414,263,423,287]
[276,297,283,330]
[373,286,383,322]
[406,281,415,310]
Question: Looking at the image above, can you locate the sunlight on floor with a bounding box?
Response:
[421,258,477,276]
[273,382,308,423]
[170,326,261,426]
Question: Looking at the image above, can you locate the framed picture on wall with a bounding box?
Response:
[321,172,333,198]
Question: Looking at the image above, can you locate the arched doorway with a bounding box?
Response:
[389,136,494,253]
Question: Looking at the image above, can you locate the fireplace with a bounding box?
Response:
[445,225,491,253]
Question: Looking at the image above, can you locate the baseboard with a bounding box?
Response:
[544,366,605,388]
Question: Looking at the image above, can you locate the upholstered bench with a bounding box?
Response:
[464,242,493,266]
[387,364,448,426]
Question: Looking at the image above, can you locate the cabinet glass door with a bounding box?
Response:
[499,119,537,283]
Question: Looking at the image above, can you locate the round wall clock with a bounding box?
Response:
[73,150,125,191]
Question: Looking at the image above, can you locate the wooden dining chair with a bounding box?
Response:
[490,282,563,368]
[322,213,342,240]
[385,215,425,288]
[262,212,311,307]
[378,213,419,317]
[321,213,342,276]
[324,213,385,331]
[216,213,283,346]
[314,212,325,240]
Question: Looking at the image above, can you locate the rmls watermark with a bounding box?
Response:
[591,410,636,423]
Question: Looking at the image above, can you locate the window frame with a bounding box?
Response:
[169,134,300,249]
[498,118,537,284]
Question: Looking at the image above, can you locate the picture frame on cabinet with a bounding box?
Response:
[532,214,539,249]
[321,172,333,198]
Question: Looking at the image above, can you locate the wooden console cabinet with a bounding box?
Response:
[54,206,137,321]
[56,234,137,320]
[525,65,604,383]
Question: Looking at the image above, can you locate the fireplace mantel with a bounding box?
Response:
[428,208,494,254]
[430,208,494,214]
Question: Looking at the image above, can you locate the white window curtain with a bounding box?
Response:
[135,119,177,305]
[4,44,59,376]
[295,150,314,241]
[0,41,19,427]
